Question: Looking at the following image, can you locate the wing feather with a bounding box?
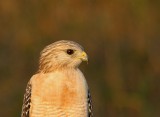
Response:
[88,90,93,117]
[21,81,32,117]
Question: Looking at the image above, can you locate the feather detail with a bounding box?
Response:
[21,81,32,117]
[88,90,93,117]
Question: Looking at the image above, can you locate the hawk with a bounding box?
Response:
[21,40,93,117]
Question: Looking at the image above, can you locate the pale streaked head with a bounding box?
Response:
[38,40,88,73]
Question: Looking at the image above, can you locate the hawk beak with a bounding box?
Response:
[80,51,88,62]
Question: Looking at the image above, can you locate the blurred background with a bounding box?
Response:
[0,0,160,117]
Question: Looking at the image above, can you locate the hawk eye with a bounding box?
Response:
[66,49,74,55]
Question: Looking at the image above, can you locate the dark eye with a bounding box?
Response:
[66,49,74,55]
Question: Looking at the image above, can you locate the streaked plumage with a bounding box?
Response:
[21,40,93,117]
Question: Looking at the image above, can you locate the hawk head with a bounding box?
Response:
[39,40,88,73]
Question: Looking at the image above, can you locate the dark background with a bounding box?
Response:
[0,0,160,117]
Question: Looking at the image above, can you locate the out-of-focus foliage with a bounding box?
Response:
[0,0,160,116]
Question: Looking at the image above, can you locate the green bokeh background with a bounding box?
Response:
[0,0,160,117]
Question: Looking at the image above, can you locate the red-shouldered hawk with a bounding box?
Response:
[21,40,93,117]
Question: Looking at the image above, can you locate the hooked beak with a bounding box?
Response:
[80,51,88,62]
